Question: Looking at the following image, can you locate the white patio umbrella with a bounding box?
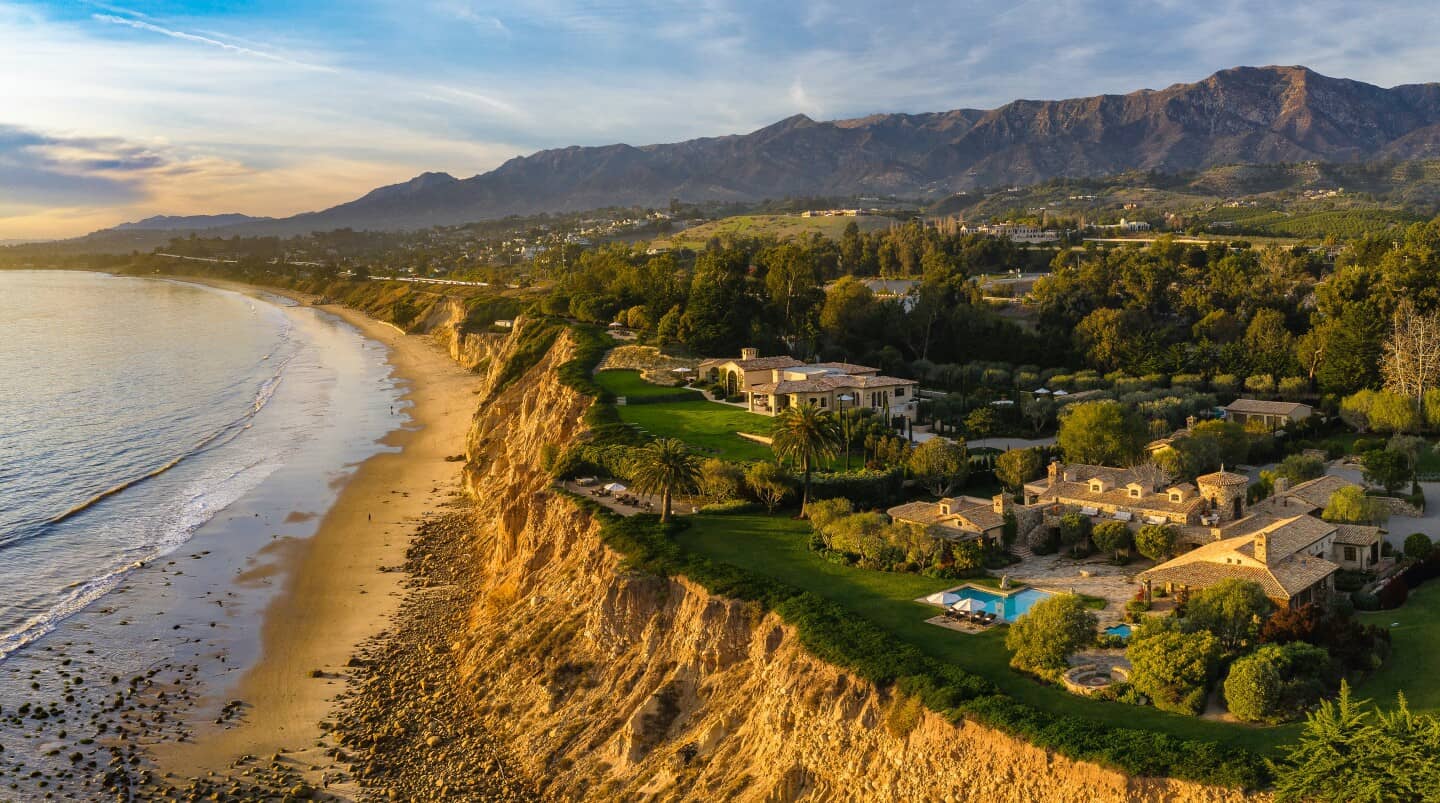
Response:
[950,598,983,613]
[925,591,961,606]
[603,482,628,493]
[671,366,694,373]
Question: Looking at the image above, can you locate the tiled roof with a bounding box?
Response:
[749,374,916,395]
[1196,469,1249,488]
[887,497,1004,535]
[1334,524,1383,547]
[1139,512,1340,602]
[1225,399,1311,415]
[809,362,877,375]
[1285,475,1357,511]
[698,355,805,371]
[887,501,948,527]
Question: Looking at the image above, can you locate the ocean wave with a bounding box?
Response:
[40,350,296,529]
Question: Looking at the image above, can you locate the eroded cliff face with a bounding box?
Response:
[447,325,1258,803]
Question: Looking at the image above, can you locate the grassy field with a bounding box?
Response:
[616,399,776,461]
[595,369,700,400]
[653,214,893,249]
[1356,582,1440,713]
[677,511,1294,753]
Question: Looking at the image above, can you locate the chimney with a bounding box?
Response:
[1048,460,1061,487]
[740,347,759,361]
[1255,532,1269,565]
[993,494,1012,516]
[1274,476,1290,495]
[1185,415,1197,431]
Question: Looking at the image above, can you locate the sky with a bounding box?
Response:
[2,0,1440,240]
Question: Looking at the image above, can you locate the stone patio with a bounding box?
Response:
[1006,551,1148,625]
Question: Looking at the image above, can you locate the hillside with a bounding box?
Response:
[216,65,1440,234]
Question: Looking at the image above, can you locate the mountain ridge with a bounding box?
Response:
[130,65,1440,235]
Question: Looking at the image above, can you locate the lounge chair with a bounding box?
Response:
[982,612,999,625]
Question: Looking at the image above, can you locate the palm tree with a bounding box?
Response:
[771,403,841,516]
[629,438,699,522]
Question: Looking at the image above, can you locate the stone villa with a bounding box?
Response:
[887,457,1381,607]
[699,349,919,419]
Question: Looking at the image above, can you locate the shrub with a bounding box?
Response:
[1224,642,1332,724]
[1183,579,1272,653]
[1092,520,1133,562]
[697,499,759,515]
[1125,599,1152,622]
[1135,523,1178,561]
[1404,532,1433,561]
[1058,512,1092,546]
[1128,629,1219,716]
[697,458,745,502]
[1005,594,1098,679]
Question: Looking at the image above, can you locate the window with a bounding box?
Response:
[894,386,906,398]
[1344,546,1357,562]
[1129,488,1141,499]
[819,397,828,408]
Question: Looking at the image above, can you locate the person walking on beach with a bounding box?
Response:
[367,513,372,522]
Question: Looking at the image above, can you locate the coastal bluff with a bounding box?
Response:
[412,315,1262,803]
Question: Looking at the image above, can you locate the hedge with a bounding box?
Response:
[806,468,905,510]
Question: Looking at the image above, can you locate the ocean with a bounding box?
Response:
[0,270,405,664]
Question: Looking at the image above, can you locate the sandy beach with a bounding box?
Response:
[154,281,483,779]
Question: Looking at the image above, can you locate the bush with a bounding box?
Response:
[1128,629,1220,716]
[1404,532,1433,561]
[806,468,905,510]
[697,499,759,515]
[1125,599,1152,622]
[1352,590,1381,610]
[1005,594,1098,679]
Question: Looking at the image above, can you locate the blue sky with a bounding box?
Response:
[3,0,1439,238]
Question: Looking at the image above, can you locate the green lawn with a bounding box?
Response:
[1356,582,1440,713]
[677,511,1294,753]
[616,399,776,461]
[595,369,702,400]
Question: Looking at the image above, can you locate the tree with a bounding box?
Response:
[1275,454,1325,486]
[1224,642,1333,724]
[1362,448,1411,493]
[1127,629,1219,716]
[1189,420,1251,467]
[1022,394,1055,434]
[771,403,841,515]
[1135,523,1178,562]
[1367,390,1422,434]
[908,437,970,497]
[1058,512,1092,546]
[1057,400,1147,465]
[1272,684,1440,803]
[1404,532,1433,561]
[996,448,1043,492]
[1323,485,1390,525]
[1091,520,1133,561]
[1381,297,1440,405]
[1004,594,1097,679]
[1183,578,1272,653]
[697,458,744,502]
[628,438,700,522]
[836,407,863,471]
[963,407,998,440]
[745,461,792,514]
[1339,389,1379,432]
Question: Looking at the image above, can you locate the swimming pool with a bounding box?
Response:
[953,586,1053,621]
[1104,624,1133,641]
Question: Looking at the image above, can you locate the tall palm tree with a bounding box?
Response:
[629,438,699,522]
[771,403,841,516]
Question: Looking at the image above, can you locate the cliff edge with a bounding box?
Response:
[426,321,1259,803]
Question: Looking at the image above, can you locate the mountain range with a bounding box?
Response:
[114,214,271,231]
[132,66,1440,235]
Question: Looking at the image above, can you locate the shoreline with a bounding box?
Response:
[153,279,484,783]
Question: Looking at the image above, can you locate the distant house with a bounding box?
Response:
[1224,399,1313,430]
[698,349,919,419]
[888,495,1008,543]
[860,279,920,312]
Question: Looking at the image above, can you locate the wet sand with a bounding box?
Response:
[154,281,483,777]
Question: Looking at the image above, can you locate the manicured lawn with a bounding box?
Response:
[595,369,702,400]
[616,399,776,461]
[677,511,1293,753]
[1357,582,1440,713]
